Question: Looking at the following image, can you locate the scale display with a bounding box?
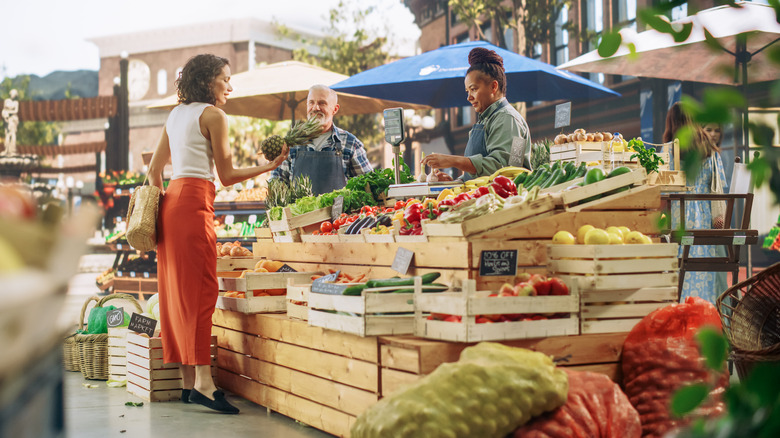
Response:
[383,108,405,145]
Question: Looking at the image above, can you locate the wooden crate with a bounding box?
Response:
[213,310,379,438]
[422,195,557,238]
[254,227,273,243]
[125,333,217,402]
[308,286,416,337]
[363,228,395,243]
[378,332,628,397]
[216,257,260,271]
[269,206,331,242]
[107,327,128,381]
[576,282,678,334]
[547,243,679,334]
[546,243,680,287]
[217,271,319,314]
[414,279,579,342]
[286,280,310,321]
[554,168,648,211]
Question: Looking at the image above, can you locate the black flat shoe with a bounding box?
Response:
[188,389,239,414]
[181,389,192,403]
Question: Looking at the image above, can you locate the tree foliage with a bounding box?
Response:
[596,1,780,204]
[1,76,60,147]
[277,0,391,148]
[449,0,573,56]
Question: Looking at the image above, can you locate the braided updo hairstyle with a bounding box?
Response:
[176,54,230,105]
[467,47,506,95]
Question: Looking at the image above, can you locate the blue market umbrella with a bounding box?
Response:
[331,41,619,107]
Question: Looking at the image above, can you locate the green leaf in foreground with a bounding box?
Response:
[598,30,622,58]
[696,328,728,371]
[671,384,710,417]
[125,401,144,407]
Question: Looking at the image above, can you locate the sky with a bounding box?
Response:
[0,0,421,79]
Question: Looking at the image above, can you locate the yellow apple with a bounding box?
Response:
[605,226,624,238]
[552,230,576,245]
[584,228,611,245]
[642,234,654,244]
[625,231,646,244]
[577,225,595,244]
[608,232,624,244]
[618,226,631,237]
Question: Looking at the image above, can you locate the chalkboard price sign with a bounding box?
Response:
[106,309,125,328]
[554,102,571,129]
[331,196,344,221]
[479,250,518,277]
[276,264,297,273]
[391,247,414,275]
[128,312,157,337]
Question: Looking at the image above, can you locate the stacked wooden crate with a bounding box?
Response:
[268,206,331,243]
[547,243,680,334]
[286,280,310,321]
[378,332,629,397]
[213,310,379,438]
[107,327,128,381]
[126,333,217,402]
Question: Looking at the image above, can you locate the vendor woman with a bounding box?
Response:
[422,47,530,181]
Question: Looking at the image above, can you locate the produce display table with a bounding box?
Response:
[212,309,627,438]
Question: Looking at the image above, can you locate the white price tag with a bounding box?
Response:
[681,236,694,245]
[143,272,150,278]
[733,236,746,245]
[224,215,235,226]
[117,243,123,249]
[248,214,258,224]
[117,188,123,195]
[130,271,136,278]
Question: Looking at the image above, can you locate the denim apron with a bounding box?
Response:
[462,99,510,182]
[292,142,347,196]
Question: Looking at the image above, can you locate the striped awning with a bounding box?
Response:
[19,96,117,121]
[16,142,106,156]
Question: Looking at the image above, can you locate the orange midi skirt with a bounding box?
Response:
[157,178,217,365]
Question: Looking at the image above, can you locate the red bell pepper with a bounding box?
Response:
[453,193,472,205]
[437,198,456,211]
[493,175,517,195]
[394,200,406,210]
[474,186,490,198]
[404,203,423,224]
[410,227,423,235]
[490,183,511,198]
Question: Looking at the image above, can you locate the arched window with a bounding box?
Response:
[157,69,167,95]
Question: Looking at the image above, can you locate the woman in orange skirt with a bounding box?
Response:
[148,54,287,413]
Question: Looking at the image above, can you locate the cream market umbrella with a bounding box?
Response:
[557,2,780,85]
[149,60,428,123]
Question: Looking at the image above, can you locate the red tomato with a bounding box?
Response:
[394,200,406,210]
[320,221,333,233]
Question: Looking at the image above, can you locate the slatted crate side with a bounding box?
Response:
[108,328,128,379]
[218,369,355,438]
[213,325,379,393]
[566,184,663,212]
[212,310,379,363]
[557,168,648,208]
[216,257,261,271]
[547,243,679,277]
[217,347,378,417]
[287,301,309,321]
[307,287,418,337]
[478,210,662,240]
[413,279,580,342]
[308,310,415,337]
[286,280,310,320]
[576,283,678,335]
[422,195,557,238]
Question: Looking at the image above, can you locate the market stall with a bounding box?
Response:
[206,146,688,436]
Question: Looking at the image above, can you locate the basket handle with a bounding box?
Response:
[97,293,145,315]
[78,295,101,332]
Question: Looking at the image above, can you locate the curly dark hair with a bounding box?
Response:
[176,54,230,105]
[467,47,506,95]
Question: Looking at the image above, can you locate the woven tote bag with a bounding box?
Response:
[126,180,162,252]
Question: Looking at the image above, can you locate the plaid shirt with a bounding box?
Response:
[270,124,373,184]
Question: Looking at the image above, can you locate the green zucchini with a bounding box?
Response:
[392,283,449,293]
[540,168,563,189]
[342,284,368,296]
[525,170,550,189]
[513,172,529,187]
[365,272,441,288]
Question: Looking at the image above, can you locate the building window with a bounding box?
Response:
[455,31,469,45]
[671,3,688,21]
[157,69,167,96]
[612,0,637,29]
[554,6,569,66]
[532,43,543,60]
[582,0,605,84]
[456,106,472,127]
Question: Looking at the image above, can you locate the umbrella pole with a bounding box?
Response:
[737,38,753,284]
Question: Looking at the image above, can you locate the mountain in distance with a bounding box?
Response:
[21,70,98,100]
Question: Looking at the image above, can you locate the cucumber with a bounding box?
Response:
[525,170,550,189]
[540,168,563,189]
[513,172,529,187]
[391,283,449,293]
[573,162,588,178]
[342,284,368,296]
[365,272,441,288]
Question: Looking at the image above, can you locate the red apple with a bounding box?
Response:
[533,279,552,296]
[514,272,531,283]
[498,282,516,297]
[513,282,536,297]
[549,278,570,296]
[443,315,462,323]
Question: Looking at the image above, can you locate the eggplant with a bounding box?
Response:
[353,217,377,234]
[376,214,393,227]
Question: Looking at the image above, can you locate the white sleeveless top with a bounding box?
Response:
[166,102,215,181]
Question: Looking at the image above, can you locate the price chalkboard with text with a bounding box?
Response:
[128,312,157,337]
[554,102,571,129]
[479,250,518,277]
[331,196,344,221]
[276,264,297,273]
[391,247,415,275]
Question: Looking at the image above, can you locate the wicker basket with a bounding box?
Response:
[716,261,780,380]
[64,296,100,372]
[73,293,143,380]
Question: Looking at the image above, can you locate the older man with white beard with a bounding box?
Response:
[269,84,373,195]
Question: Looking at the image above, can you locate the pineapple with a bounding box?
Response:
[260,117,322,160]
